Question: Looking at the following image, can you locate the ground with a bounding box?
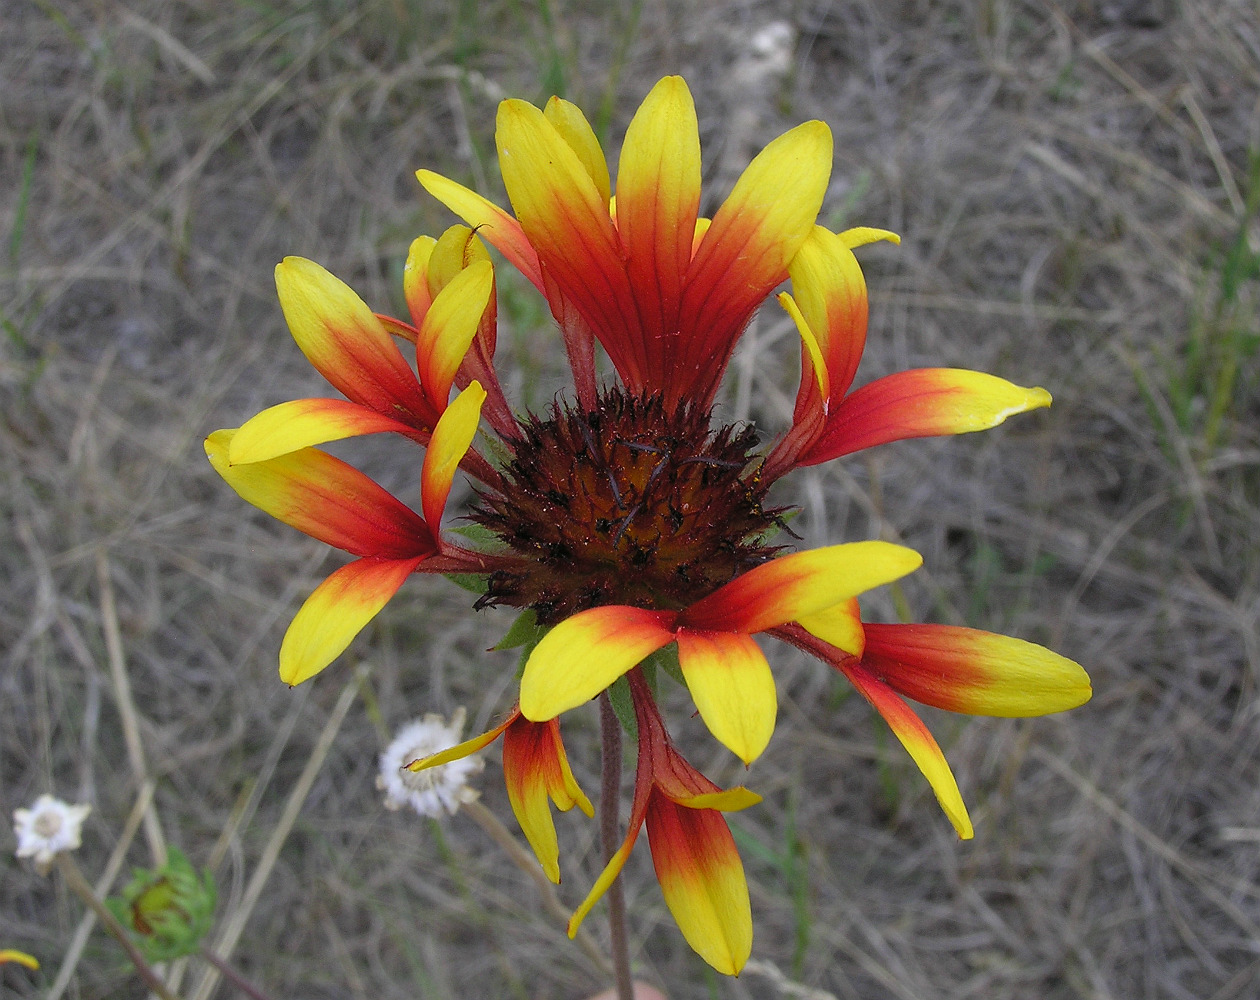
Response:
[4,1,1260,998]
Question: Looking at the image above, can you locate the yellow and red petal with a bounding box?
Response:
[615,76,702,376]
[787,225,870,405]
[682,542,922,636]
[206,430,434,558]
[645,790,753,976]
[426,225,494,297]
[675,121,833,401]
[675,629,777,765]
[228,398,419,465]
[279,555,426,685]
[0,950,39,970]
[494,99,642,381]
[519,606,676,722]
[840,659,974,839]
[274,257,428,424]
[543,96,611,206]
[416,169,545,292]
[503,716,594,883]
[421,380,486,530]
[403,235,437,328]
[415,261,494,414]
[862,623,1092,716]
[802,368,1053,466]
[796,597,865,657]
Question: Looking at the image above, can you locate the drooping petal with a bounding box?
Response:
[519,606,676,722]
[646,790,753,976]
[543,96,611,205]
[616,76,702,379]
[407,713,514,771]
[279,555,426,685]
[862,623,1092,716]
[0,950,39,970]
[416,169,545,292]
[675,121,833,402]
[795,597,865,657]
[503,716,594,883]
[682,542,922,635]
[421,381,486,530]
[415,261,494,414]
[801,368,1053,466]
[839,659,974,839]
[675,629,777,765]
[274,257,429,424]
[494,99,641,378]
[228,398,419,465]
[205,430,433,559]
[403,235,436,328]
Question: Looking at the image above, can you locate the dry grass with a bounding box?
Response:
[4,0,1260,998]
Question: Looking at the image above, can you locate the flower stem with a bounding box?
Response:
[197,945,275,1000]
[54,853,179,1000]
[599,691,634,1000]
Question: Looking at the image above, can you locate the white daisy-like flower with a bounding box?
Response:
[376,708,483,817]
[14,795,91,874]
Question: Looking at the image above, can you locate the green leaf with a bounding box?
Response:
[495,609,541,650]
[606,675,638,741]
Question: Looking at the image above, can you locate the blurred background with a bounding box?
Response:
[4,1,1259,997]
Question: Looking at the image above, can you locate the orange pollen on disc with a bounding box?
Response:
[471,390,788,625]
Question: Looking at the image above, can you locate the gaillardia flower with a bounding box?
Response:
[208,76,1090,974]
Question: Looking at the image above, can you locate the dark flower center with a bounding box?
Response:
[471,389,786,625]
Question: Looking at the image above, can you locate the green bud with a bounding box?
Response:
[106,847,216,962]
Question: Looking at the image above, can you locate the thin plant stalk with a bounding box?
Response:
[54,853,179,1000]
[197,944,274,1000]
[599,692,634,1000]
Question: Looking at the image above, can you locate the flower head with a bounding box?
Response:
[208,75,1091,975]
[14,795,90,874]
[377,708,484,817]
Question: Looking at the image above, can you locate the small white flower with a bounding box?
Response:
[376,708,483,818]
[14,795,91,874]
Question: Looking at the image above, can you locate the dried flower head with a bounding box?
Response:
[377,708,483,817]
[13,795,91,874]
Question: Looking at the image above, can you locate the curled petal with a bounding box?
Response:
[206,430,433,559]
[676,629,777,765]
[671,788,762,811]
[0,950,39,970]
[520,606,675,722]
[646,790,753,976]
[787,226,870,405]
[416,261,494,414]
[543,96,611,205]
[416,169,544,292]
[421,381,485,530]
[839,227,900,249]
[796,597,864,657]
[228,398,418,465]
[682,542,922,635]
[403,235,437,328]
[503,716,594,883]
[274,257,428,423]
[802,368,1053,466]
[280,556,426,685]
[840,659,974,839]
[862,623,1092,716]
[778,291,829,401]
